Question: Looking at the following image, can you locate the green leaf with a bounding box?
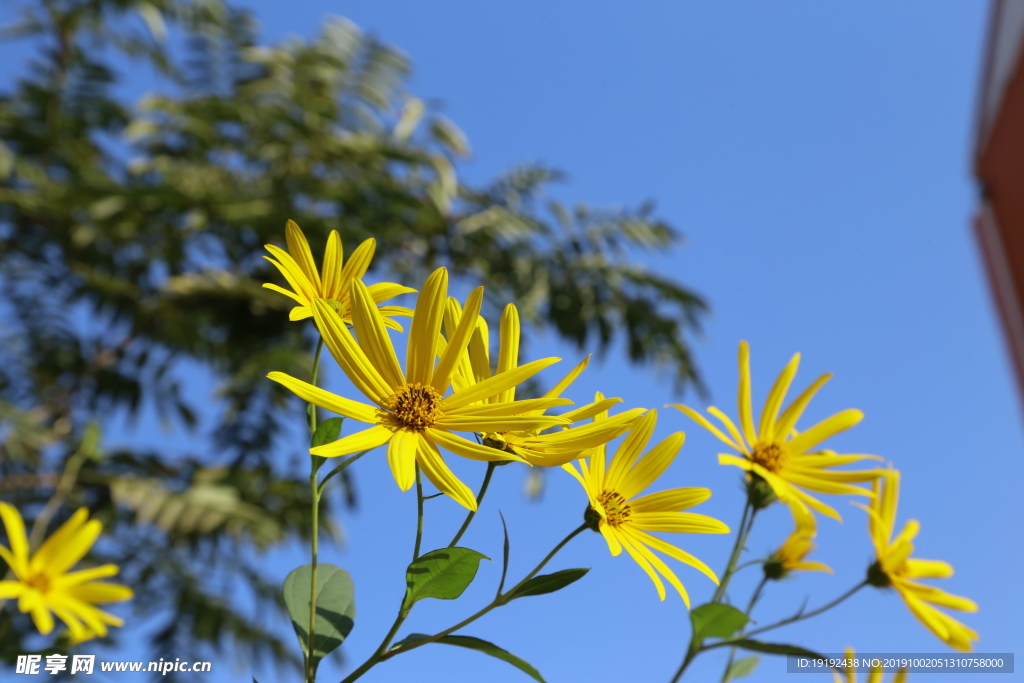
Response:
[282,564,356,670]
[404,548,489,608]
[730,640,827,660]
[725,655,759,681]
[505,568,590,600]
[690,603,748,642]
[311,417,344,449]
[497,511,510,596]
[391,634,545,682]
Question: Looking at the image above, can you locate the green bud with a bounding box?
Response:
[583,505,603,532]
[747,473,778,510]
[763,557,788,581]
[866,560,892,588]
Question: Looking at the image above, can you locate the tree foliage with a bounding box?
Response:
[0,0,707,673]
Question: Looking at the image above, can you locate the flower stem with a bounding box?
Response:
[718,576,769,683]
[306,337,324,683]
[413,467,425,562]
[339,523,588,682]
[448,461,497,548]
[739,581,867,640]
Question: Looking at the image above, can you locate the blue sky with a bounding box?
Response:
[4,2,1023,682]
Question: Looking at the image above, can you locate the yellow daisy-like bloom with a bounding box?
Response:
[764,503,831,579]
[672,341,887,521]
[833,647,908,683]
[445,301,645,466]
[859,469,978,652]
[0,503,133,640]
[563,409,729,606]
[268,268,571,510]
[262,219,415,326]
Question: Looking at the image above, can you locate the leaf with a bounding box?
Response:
[282,564,356,670]
[730,640,827,660]
[690,603,748,642]
[404,548,489,607]
[725,655,759,681]
[497,511,510,596]
[311,417,344,448]
[390,634,545,682]
[505,568,590,600]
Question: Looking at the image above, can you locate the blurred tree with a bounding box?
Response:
[0,0,707,675]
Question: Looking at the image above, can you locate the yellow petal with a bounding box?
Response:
[737,341,757,445]
[670,404,744,453]
[66,582,134,604]
[367,281,417,304]
[310,424,394,458]
[631,512,730,534]
[263,251,314,302]
[262,282,306,305]
[339,238,376,288]
[285,220,322,293]
[618,431,685,500]
[0,503,29,576]
[616,531,667,601]
[775,372,832,439]
[630,488,712,513]
[605,410,658,493]
[903,558,954,579]
[267,371,381,423]
[786,409,864,455]
[432,286,484,393]
[426,428,524,463]
[495,304,520,403]
[311,299,393,405]
[0,580,26,599]
[407,268,448,385]
[31,604,55,635]
[53,564,120,587]
[541,355,591,400]
[559,397,623,423]
[387,430,420,491]
[30,507,90,574]
[706,407,746,452]
[620,530,691,607]
[48,519,102,575]
[350,280,405,391]
[759,352,800,441]
[627,528,720,586]
[322,231,343,300]
[448,397,573,417]
[417,437,477,510]
[599,525,624,557]
[289,305,313,321]
[443,357,561,410]
[435,415,569,432]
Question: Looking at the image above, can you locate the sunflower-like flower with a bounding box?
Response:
[859,469,978,651]
[563,409,728,605]
[833,647,908,683]
[763,503,831,580]
[0,503,133,640]
[672,341,887,521]
[444,301,644,466]
[262,219,415,326]
[269,268,572,510]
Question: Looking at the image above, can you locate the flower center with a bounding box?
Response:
[750,442,788,472]
[387,383,443,431]
[25,573,51,594]
[597,490,632,527]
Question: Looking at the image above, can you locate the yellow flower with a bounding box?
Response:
[268,268,571,510]
[833,647,908,683]
[764,503,831,579]
[672,341,886,521]
[0,503,133,640]
[262,219,415,326]
[444,301,645,466]
[563,409,729,606]
[859,469,978,652]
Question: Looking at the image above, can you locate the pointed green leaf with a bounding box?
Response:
[731,640,827,660]
[725,655,759,680]
[690,603,748,641]
[404,547,488,607]
[282,563,356,670]
[312,417,344,448]
[506,568,589,600]
[390,633,545,682]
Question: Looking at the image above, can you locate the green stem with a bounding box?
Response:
[719,576,769,683]
[740,581,867,640]
[413,467,425,562]
[447,461,496,548]
[671,499,758,683]
[339,523,588,683]
[306,337,324,683]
